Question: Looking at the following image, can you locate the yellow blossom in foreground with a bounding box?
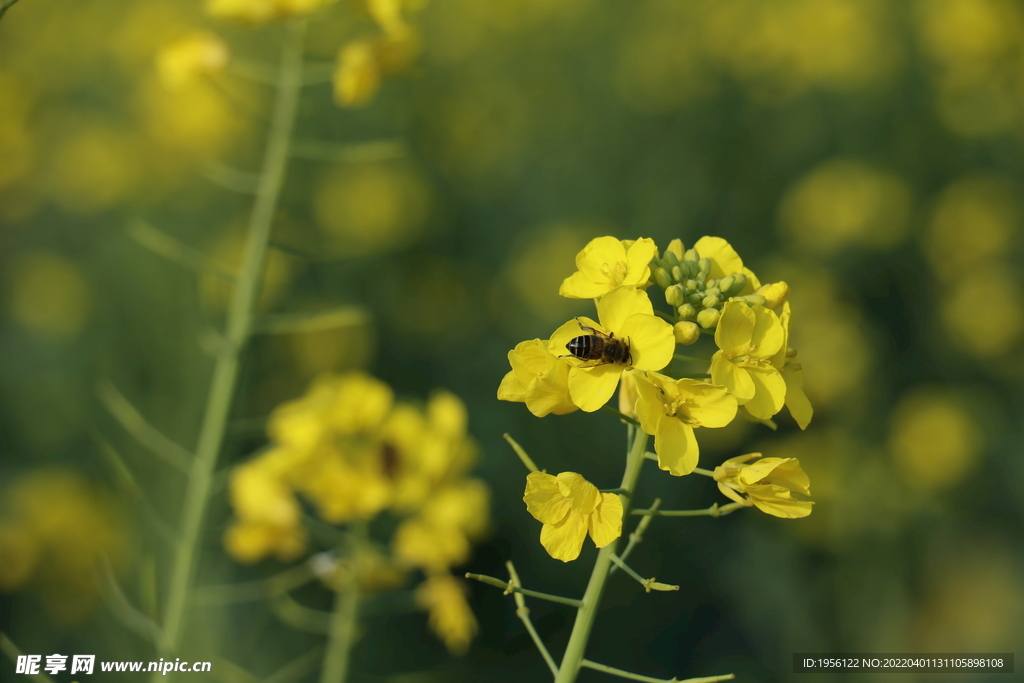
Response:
[524,472,622,562]
[634,372,737,476]
[772,302,813,429]
[548,286,674,412]
[692,236,761,294]
[497,339,577,417]
[416,574,478,655]
[559,236,658,299]
[156,31,229,89]
[206,0,337,22]
[711,301,786,419]
[713,453,813,518]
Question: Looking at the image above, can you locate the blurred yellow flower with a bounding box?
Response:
[713,453,813,518]
[139,77,245,156]
[889,388,980,491]
[504,224,597,323]
[524,471,622,562]
[558,236,658,299]
[779,159,911,256]
[0,469,128,621]
[547,286,675,412]
[940,268,1024,359]
[225,454,308,563]
[156,31,229,89]
[51,125,142,213]
[393,516,470,573]
[416,574,478,655]
[924,176,1017,283]
[8,251,92,338]
[334,41,380,108]
[497,339,578,417]
[710,301,786,420]
[206,0,337,22]
[634,372,737,476]
[313,162,431,256]
[772,302,812,429]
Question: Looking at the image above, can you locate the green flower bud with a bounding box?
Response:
[697,308,720,329]
[684,279,699,292]
[664,284,685,307]
[683,248,699,262]
[665,238,685,262]
[725,272,746,296]
[705,287,721,298]
[654,267,673,290]
[735,294,766,307]
[680,260,698,279]
[697,257,712,280]
[677,303,696,321]
[662,249,680,269]
[702,294,720,308]
[673,321,701,345]
[687,292,704,307]
[671,265,683,282]
[718,275,735,296]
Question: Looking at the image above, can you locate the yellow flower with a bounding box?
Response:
[523,472,622,562]
[772,302,813,429]
[713,453,813,519]
[206,0,336,22]
[416,574,478,655]
[754,281,790,310]
[393,516,470,573]
[634,372,737,476]
[692,236,761,294]
[548,286,675,412]
[334,41,380,108]
[156,31,229,90]
[497,339,577,417]
[225,452,308,562]
[558,236,658,299]
[710,301,786,420]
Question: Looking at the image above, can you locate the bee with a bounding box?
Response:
[561,318,632,367]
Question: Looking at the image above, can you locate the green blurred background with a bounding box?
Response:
[1,0,1023,681]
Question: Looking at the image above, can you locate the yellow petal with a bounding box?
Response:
[746,486,813,518]
[654,416,699,476]
[497,369,527,402]
[525,358,578,417]
[694,236,743,280]
[741,267,762,293]
[559,270,612,299]
[771,302,791,370]
[597,285,653,333]
[743,366,786,419]
[567,363,623,412]
[575,236,628,283]
[540,511,588,562]
[715,301,755,356]
[783,369,813,430]
[740,457,811,495]
[716,482,751,507]
[623,237,658,286]
[749,305,784,359]
[524,472,571,525]
[710,353,755,402]
[677,380,737,428]
[633,371,666,436]
[755,281,790,310]
[587,492,623,548]
[556,472,601,515]
[617,313,674,371]
[508,339,550,385]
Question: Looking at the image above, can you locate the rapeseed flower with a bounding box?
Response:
[710,301,786,420]
[206,0,336,22]
[416,573,478,655]
[548,286,674,412]
[559,236,658,299]
[225,453,308,562]
[713,453,813,518]
[772,302,812,429]
[524,472,622,562]
[634,373,737,475]
[156,32,229,90]
[334,41,380,108]
[497,339,577,417]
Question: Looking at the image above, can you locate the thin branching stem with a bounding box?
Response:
[466,573,582,608]
[154,19,307,670]
[630,502,746,517]
[507,561,559,677]
[601,405,641,427]
[608,554,678,593]
[610,498,660,576]
[504,433,540,473]
[320,522,365,683]
[581,660,734,683]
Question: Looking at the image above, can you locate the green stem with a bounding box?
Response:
[610,498,660,575]
[155,19,306,670]
[554,428,649,683]
[465,573,583,608]
[504,433,540,473]
[630,502,746,517]
[320,524,365,683]
[0,0,22,21]
[673,353,709,364]
[581,660,734,683]
[608,553,678,593]
[691,467,715,477]
[601,405,641,427]
[506,561,559,677]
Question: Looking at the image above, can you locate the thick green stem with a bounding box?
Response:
[554,428,649,683]
[155,19,306,672]
[0,0,23,21]
[320,524,365,683]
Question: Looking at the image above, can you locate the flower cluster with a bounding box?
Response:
[225,372,487,653]
[499,236,815,560]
